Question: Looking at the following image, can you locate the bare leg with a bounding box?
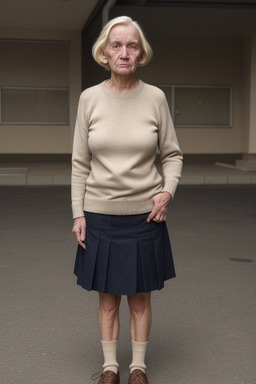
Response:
[127,292,152,342]
[98,293,121,375]
[127,293,152,376]
[98,293,121,341]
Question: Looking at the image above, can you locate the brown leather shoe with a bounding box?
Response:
[128,369,149,384]
[94,370,120,384]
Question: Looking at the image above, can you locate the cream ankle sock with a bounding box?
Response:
[101,340,119,374]
[129,340,148,374]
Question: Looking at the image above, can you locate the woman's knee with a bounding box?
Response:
[127,293,151,316]
[99,293,121,317]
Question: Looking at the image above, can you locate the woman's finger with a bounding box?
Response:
[72,217,86,249]
[146,206,158,222]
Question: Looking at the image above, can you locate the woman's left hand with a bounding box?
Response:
[147,191,172,223]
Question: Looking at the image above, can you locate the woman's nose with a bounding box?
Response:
[120,46,129,58]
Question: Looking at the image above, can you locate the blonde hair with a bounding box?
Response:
[92,16,153,70]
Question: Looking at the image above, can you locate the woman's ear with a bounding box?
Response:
[138,54,144,66]
[101,50,108,64]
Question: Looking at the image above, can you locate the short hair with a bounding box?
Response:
[92,16,153,70]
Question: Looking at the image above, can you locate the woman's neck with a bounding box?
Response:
[106,75,139,94]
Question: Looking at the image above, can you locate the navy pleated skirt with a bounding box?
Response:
[74,211,175,295]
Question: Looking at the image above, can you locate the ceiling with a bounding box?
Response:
[0,0,98,31]
[0,0,256,37]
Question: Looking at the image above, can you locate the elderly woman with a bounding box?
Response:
[71,16,182,384]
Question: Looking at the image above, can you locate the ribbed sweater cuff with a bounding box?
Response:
[162,180,179,199]
[72,202,85,219]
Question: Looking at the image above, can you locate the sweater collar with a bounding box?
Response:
[101,79,144,99]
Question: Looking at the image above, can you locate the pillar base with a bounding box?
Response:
[235,154,256,171]
[235,160,256,171]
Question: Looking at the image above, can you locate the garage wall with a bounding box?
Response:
[135,34,244,154]
[0,30,81,154]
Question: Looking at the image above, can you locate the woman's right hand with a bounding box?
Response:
[72,216,86,249]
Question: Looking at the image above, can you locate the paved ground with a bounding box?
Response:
[0,185,256,384]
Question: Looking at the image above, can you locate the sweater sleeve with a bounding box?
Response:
[71,93,91,218]
[158,95,183,198]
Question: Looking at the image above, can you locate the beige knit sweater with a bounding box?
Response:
[71,80,182,218]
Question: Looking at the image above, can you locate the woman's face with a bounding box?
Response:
[103,23,142,76]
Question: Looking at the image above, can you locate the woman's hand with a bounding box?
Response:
[147,191,172,223]
[72,216,86,249]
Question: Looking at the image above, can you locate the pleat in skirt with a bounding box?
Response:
[74,211,175,295]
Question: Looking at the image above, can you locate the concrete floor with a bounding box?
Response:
[0,185,256,384]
